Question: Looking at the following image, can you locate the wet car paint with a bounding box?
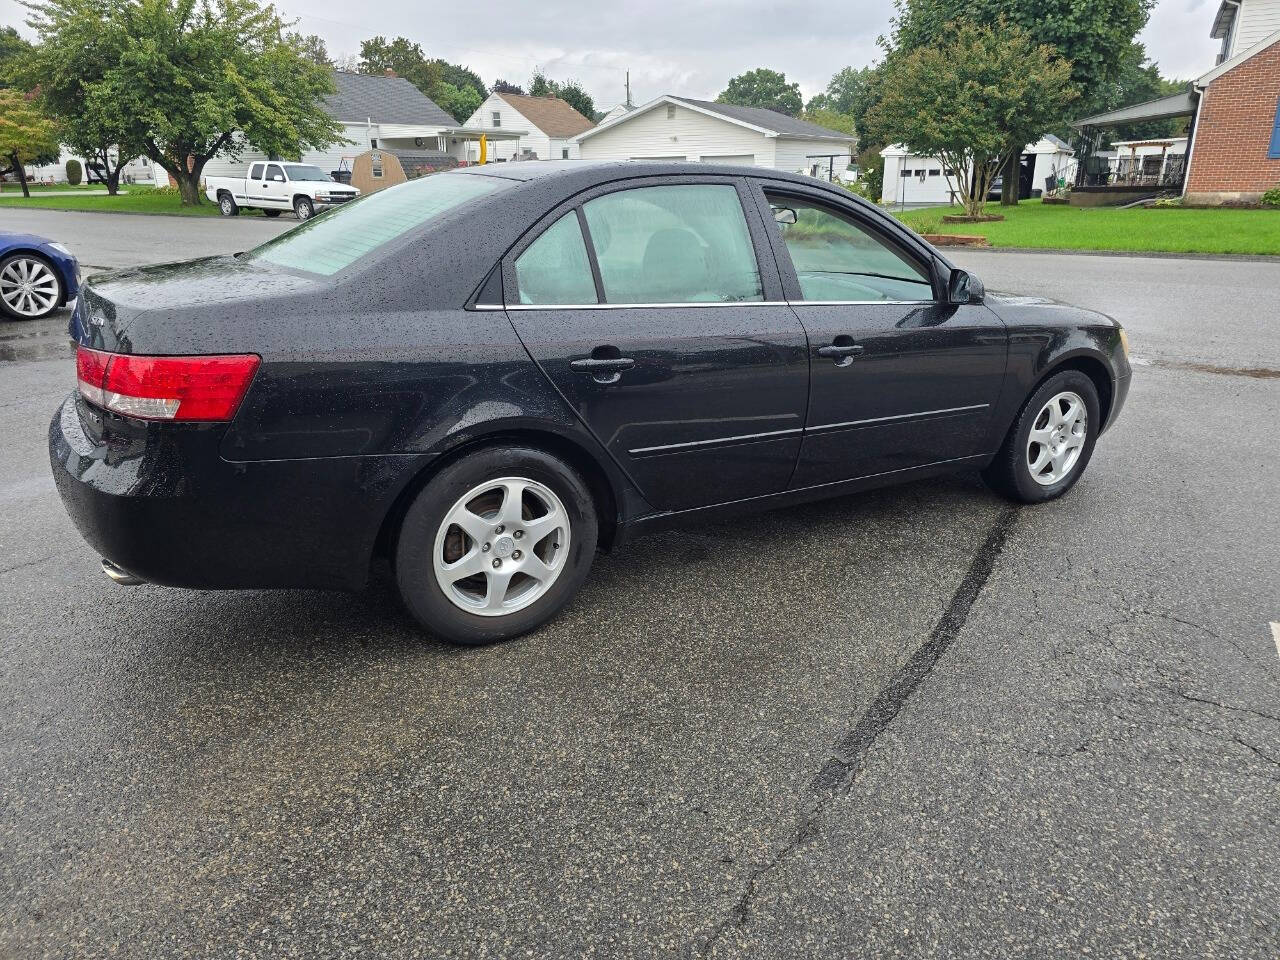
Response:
[48,161,1131,590]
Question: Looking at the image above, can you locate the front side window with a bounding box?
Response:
[265,163,284,181]
[765,193,932,302]
[514,212,598,305]
[582,184,763,303]
[254,172,510,276]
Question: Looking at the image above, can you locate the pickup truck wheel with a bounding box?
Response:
[293,196,314,221]
[217,193,238,217]
[262,209,282,218]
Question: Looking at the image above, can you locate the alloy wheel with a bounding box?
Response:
[0,257,60,318]
[432,476,571,616]
[1026,390,1087,485]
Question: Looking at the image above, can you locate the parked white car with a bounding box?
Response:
[205,162,359,220]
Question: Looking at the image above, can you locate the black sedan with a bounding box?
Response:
[51,161,1131,644]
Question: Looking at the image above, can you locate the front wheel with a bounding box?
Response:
[0,253,63,320]
[293,196,314,220]
[394,446,598,645]
[217,193,239,217]
[982,369,1101,503]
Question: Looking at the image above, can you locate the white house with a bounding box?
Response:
[24,146,164,187]
[599,102,636,124]
[572,95,856,179]
[201,71,528,181]
[881,136,1076,205]
[463,92,595,161]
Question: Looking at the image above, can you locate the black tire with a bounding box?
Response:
[293,196,314,220]
[0,252,64,321]
[217,193,239,217]
[394,446,598,645]
[982,369,1101,503]
[262,209,282,218]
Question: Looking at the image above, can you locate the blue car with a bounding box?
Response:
[0,231,80,321]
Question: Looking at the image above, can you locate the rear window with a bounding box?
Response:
[254,173,511,276]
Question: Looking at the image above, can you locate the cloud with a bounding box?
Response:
[0,0,1223,106]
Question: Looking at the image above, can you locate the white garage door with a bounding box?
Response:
[631,155,687,161]
[700,154,755,166]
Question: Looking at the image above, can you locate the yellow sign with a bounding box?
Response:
[478,134,487,165]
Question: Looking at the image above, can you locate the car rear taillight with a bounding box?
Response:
[76,346,260,422]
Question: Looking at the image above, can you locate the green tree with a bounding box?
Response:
[716,67,802,116]
[526,70,595,121]
[432,80,482,122]
[34,0,343,205]
[21,0,141,195]
[809,64,889,150]
[358,35,426,78]
[800,106,856,136]
[556,80,594,121]
[0,87,59,197]
[868,20,1077,217]
[889,0,1153,203]
[288,32,331,67]
[491,78,523,95]
[1076,42,1187,141]
[428,59,485,100]
[0,26,33,87]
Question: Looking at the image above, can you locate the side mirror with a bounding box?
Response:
[772,206,797,225]
[272,174,285,182]
[947,268,984,305]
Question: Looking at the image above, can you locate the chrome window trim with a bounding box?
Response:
[475,299,943,311]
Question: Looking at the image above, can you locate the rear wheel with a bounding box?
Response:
[0,253,63,320]
[293,196,314,220]
[217,193,239,217]
[982,369,1100,503]
[394,446,598,644]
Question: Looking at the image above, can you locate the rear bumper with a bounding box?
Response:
[48,394,423,591]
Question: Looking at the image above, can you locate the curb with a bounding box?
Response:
[950,246,1280,263]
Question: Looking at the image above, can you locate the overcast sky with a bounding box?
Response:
[1,0,1223,107]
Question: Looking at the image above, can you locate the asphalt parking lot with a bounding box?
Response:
[2,209,1278,958]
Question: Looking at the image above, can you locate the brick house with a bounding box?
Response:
[1072,0,1280,204]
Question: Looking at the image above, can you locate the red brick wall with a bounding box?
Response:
[1185,39,1280,201]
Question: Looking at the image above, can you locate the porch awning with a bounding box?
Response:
[1070,91,1197,129]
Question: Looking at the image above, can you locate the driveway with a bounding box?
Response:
[1,218,1277,958]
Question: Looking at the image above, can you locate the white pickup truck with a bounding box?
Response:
[205,162,359,220]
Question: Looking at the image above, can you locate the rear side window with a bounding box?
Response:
[249,163,264,180]
[766,193,932,302]
[254,173,510,276]
[515,212,598,305]
[581,184,763,303]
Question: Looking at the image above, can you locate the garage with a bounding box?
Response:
[700,154,755,165]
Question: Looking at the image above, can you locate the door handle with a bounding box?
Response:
[569,354,635,384]
[817,343,865,359]
[569,357,635,373]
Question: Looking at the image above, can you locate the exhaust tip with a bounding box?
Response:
[101,558,145,586]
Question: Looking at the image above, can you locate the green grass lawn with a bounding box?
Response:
[0,184,257,217]
[894,200,1280,256]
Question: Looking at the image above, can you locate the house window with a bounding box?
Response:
[901,169,913,176]
[928,169,940,176]
[562,146,569,159]
[1269,97,1280,159]
[666,104,676,120]
[371,153,383,178]
[370,138,378,148]
[492,111,501,128]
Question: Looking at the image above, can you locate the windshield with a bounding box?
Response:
[284,165,335,182]
[253,173,512,276]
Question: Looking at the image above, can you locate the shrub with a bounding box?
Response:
[1262,187,1280,208]
[910,214,942,235]
[1153,196,1182,208]
[65,158,82,186]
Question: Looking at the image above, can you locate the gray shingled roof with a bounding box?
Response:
[325,71,457,127]
[669,97,855,140]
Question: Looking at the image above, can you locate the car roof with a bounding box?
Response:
[455,158,825,187]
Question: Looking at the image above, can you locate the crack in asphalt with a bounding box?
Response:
[696,506,1019,956]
